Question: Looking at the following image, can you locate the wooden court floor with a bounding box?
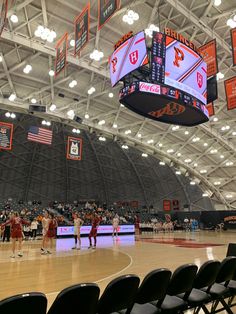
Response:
[0,230,234,311]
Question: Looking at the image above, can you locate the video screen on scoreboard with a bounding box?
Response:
[164,36,207,105]
[109,31,148,87]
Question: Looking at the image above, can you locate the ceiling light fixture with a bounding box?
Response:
[31,98,37,104]
[159,161,165,166]
[99,136,106,141]
[190,181,196,185]
[69,80,77,88]
[108,92,114,98]
[98,120,105,126]
[67,109,75,118]
[122,10,139,25]
[147,139,154,144]
[216,72,224,80]
[34,25,57,42]
[90,49,104,61]
[23,64,32,74]
[175,170,181,175]
[137,133,142,138]
[10,14,18,23]
[142,153,148,157]
[200,169,207,174]
[113,123,117,128]
[213,117,218,122]
[49,69,55,76]
[49,104,56,112]
[122,144,129,149]
[70,39,75,47]
[88,87,96,95]
[125,129,132,135]
[8,93,16,102]
[85,113,89,119]
[226,161,234,166]
[167,149,174,153]
[145,24,160,38]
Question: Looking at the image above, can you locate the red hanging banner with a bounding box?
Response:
[225,76,236,110]
[163,200,171,211]
[74,3,90,56]
[55,32,68,77]
[206,102,215,116]
[199,39,218,78]
[231,28,236,66]
[0,0,8,37]
[0,121,13,150]
[98,0,120,30]
[66,136,83,160]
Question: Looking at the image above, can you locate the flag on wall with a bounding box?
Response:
[231,28,236,66]
[98,0,120,30]
[224,76,236,110]
[0,0,8,37]
[74,3,90,56]
[199,39,218,78]
[27,126,52,145]
[66,136,82,160]
[0,121,13,150]
[55,32,68,77]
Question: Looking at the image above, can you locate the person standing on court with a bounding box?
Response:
[41,210,50,254]
[88,212,100,249]
[72,212,83,250]
[112,214,119,237]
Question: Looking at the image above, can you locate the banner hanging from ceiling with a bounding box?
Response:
[0,0,8,37]
[0,122,13,150]
[66,136,82,160]
[225,76,236,110]
[163,200,171,211]
[74,3,90,56]
[206,102,215,116]
[231,28,236,66]
[55,32,68,77]
[98,0,120,30]
[199,39,218,78]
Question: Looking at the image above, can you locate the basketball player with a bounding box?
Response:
[46,213,58,254]
[72,212,83,250]
[112,214,119,237]
[88,212,100,249]
[1,212,30,258]
[41,210,50,255]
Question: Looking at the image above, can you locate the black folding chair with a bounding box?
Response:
[200,257,236,314]
[47,283,100,314]
[97,274,140,314]
[0,292,47,314]
[226,243,236,257]
[160,263,198,313]
[128,268,172,314]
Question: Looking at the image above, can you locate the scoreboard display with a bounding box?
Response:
[109,31,148,87]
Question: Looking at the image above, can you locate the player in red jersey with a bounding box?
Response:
[46,213,58,254]
[88,212,100,249]
[1,212,30,258]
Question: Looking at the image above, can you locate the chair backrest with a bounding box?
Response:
[47,283,100,314]
[193,260,221,290]
[0,292,47,314]
[226,243,236,257]
[215,257,236,284]
[97,274,140,314]
[167,264,198,298]
[135,268,172,304]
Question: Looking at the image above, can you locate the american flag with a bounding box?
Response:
[27,126,52,145]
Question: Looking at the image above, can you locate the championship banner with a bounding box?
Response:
[0,0,8,37]
[55,32,68,77]
[199,39,218,78]
[74,3,90,56]
[231,28,236,66]
[66,136,82,160]
[225,76,236,110]
[172,200,179,210]
[0,122,13,150]
[98,0,120,30]
[163,200,171,211]
[206,102,215,116]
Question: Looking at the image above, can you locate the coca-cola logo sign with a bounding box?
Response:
[139,82,161,94]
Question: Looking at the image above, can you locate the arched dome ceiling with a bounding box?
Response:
[0,0,236,207]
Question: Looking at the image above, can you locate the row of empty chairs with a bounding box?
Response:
[2,256,236,314]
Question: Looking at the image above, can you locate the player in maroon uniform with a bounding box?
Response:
[1,212,30,258]
[88,212,100,249]
[46,213,58,254]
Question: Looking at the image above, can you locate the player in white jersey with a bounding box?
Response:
[72,212,83,250]
[112,214,119,237]
[41,210,50,254]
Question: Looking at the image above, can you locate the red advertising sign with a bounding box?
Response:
[55,32,68,77]
[199,39,218,78]
[74,3,90,56]
[206,102,215,116]
[0,121,13,150]
[163,200,171,211]
[231,28,236,66]
[225,76,236,110]
[98,0,120,30]
[0,0,8,36]
[66,136,82,160]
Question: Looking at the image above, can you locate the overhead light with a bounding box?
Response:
[220,155,224,159]
[46,121,51,126]
[85,113,89,119]
[69,80,77,88]
[177,153,181,157]
[99,136,106,141]
[184,131,189,135]
[49,69,55,76]
[200,169,207,174]
[221,125,230,131]
[113,123,117,128]
[216,72,224,80]
[192,137,200,142]
[226,161,234,166]
[10,14,18,23]
[202,192,209,197]
[5,112,11,118]
[34,25,57,42]
[123,10,139,25]
[70,39,75,47]
[5,112,16,119]
[210,149,218,154]
[67,109,75,118]
[213,117,218,122]
[226,194,233,199]
[142,153,148,157]
[145,24,160,38]
[72,128,80,134]
[190,181,196,185]
[120,104,125,107]
[8,93,16,101]
[23,64,32,74]
[0,55,2,62]
[203,143,208,147]
[184,158,192,163]
[214,0,221,6]
[125,129,132,134]
[158,143,163,147]
[98,120,105,126]
[147,139,154,144]
[88,87,96,95]
[90,49,104,61]
[232,131,236,136]
[167,149,174,153]
[175,170,181,175]
[42,120,46,125]
[159,161,165,166]
[137,133,142,138]
[31,98,37,104]
[49,104,56,111]
[193,163,198,167]
[227,18,236,28]
[108,92,114,98]
[122,144,129,149]
[172,125,180,131]
[214,181,221,186]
